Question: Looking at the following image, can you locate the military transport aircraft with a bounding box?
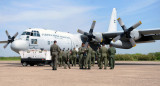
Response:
[0,8,160,54]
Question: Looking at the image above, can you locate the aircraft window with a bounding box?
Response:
[48,41,50,45]
[26,32,30,35]
[33,32,37,36]
[26,36,29,41]
[21,32,26,35]
[31,30,40,37]
[37,31,40,37]
[37,33,40,37]
[31,39,37,44]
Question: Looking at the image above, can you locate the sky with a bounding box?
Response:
[0,0,160,56]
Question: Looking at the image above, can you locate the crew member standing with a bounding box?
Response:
[108,44,116,69]
[62,48,71,69]
[58,49,63,67]
[96,46,101,67]
[91,49,96,66]
[79,43,86,69]
[99,44,108,69]
[85,44,92,69]
[50,40,60,70]
[72,48,77,66]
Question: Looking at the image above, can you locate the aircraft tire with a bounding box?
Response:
[22,62,28,66]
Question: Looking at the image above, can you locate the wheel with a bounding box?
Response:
[22,62,28,66]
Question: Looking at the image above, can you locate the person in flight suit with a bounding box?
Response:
[96,46,101,67]
[58,49,63,67]
[99,44,108,69]
[108,44,116,69]
[62,48,71,69]
[69,49,73,66]
[91,49,96,66]
[79,43,86,69]
[50,40,60,70]
[85,44,92,69]
[72,48,77,66]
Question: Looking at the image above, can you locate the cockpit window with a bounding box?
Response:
[31,30,40,37]
[21,32,30,35]
[21,32,26,35]
[26,32,31,35]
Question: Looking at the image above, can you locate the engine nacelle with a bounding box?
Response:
[110,40,133,49]
[93,32,103,42]
[130,29,141,40]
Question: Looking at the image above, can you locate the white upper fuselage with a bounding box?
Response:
[11,28,82,53]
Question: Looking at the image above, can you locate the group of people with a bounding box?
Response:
[50,40,116,70]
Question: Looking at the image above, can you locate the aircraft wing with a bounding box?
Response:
[102,31,123,38]
[136,28,160,43]
[139,29,160,35]
[102,28,160,43]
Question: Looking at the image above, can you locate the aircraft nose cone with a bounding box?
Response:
[11,40,28,53]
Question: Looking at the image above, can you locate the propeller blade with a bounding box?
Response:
[117,18,127,31]
[128,21,142,32]
[113,35,121,42]
[89,20,96,34]
[6,30,10,37]
[13,32,18,38]
[77,29,85,34]
[0,41,8,43]
[129,38,136,47]
[3,43,9,48]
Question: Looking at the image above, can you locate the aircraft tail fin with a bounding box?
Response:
[108,8,117,32]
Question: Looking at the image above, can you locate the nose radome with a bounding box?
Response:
[11,40,28,53]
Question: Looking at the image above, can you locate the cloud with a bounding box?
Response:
[0,6,97,23]
[119,0,158,16]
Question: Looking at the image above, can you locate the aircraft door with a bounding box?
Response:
[29,38,39,49]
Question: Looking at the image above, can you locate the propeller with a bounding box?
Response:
[113,18,142,47]
[2,30,18,48]
[77,21,103,47]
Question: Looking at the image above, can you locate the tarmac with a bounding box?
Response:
[0,61,160,86]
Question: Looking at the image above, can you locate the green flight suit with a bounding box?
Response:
[91,50,96,66]
[79,47,86,69]
[96,48,101,67]
[99,46,108,69]
[50,44,60,70]
[78,48,81,67]
[108,46,116,69]
[58,50,63,67]
[69,51,72,66]
[85,46,92,69]
[72,49,77,66]
[62,50,71,69]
